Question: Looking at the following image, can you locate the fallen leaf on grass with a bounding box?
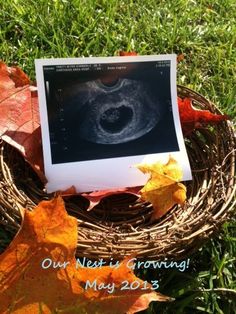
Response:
[136,157,186,221]
[0,197,172,314]
[178,97,229,135]
[119,51,138,56]
[177,54,185,62]
[0,61,45,182]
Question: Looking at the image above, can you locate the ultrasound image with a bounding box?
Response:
[63,79,161,144]
[44,61,179,164]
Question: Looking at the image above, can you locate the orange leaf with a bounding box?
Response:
[0,61,45,182]
[136,157,186,221]
[9,65,30,87]
[119,51,138,56]
[0,197,172,313]
[177,54,185,62]
[178,97,229,135]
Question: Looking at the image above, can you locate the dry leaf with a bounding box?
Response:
[58,186,141,210]
[177,54,185,62]
[137,157,186,221]
[0,61,45,182]
[8,65,30,87]
[82,186,141,210]
[178,97,229,135]
[119,51,138,56]
[0,197,172,313]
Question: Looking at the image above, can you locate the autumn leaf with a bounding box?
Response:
[0,61,45,182]
[0,197,172,313]
[82,186,141,210]
[58,186,141,210]
[177,54,185,62]
[119,51,138,56]
[8,65,31,87]
[178,97,229,135]
[136,157,186,221]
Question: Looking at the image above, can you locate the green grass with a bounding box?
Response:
[137,221,236,313]
[1,0,235,115]
[0,0,236,313]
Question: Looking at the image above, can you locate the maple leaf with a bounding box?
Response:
[178,97,229,135]
[136,157,186,221]
[0,197,172,314]
[0,61,45,182]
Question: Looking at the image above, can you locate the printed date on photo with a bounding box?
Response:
[83,279,159,294]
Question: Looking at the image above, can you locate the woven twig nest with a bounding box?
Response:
[0,86,235,260]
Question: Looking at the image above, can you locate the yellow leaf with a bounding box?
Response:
[137,157,186,221]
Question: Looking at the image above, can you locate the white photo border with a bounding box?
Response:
[35,55,192,193]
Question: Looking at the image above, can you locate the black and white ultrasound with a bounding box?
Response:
[43,61,179,164]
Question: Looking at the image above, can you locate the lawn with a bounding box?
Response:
[0,0,235,313]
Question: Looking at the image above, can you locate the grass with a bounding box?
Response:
[137,221,236,313]
[0,0,235,313]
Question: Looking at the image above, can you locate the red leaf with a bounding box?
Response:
[59,185,77,196]
[177,54,185,62]
[56,186,140,210]
[119,51,138,56]
[178,97,229,135]
[82,186,141,210]
[9,65,31,87]
[0,61,45,182]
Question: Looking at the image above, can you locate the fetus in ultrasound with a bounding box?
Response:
[60,78,163,145]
